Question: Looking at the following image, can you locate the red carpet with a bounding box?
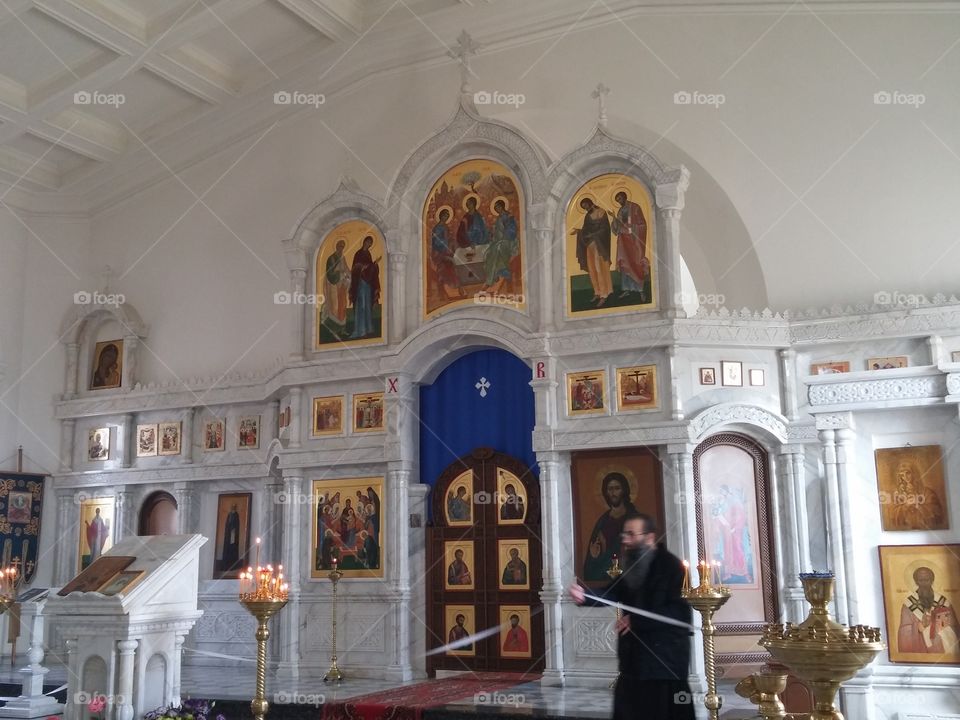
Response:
[321,673,540,720]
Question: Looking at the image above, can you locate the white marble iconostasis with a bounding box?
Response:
[42,100,960,720]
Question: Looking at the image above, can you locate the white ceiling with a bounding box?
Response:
[0,0,455,199]
[0,0,954,211]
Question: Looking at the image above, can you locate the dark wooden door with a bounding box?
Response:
[426,448,543,675]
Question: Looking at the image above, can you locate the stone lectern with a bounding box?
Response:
[44,534,206,720]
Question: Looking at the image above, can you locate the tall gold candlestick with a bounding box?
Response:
[606,554,624,689]
[324,558,344,682]
[683,562,731,720]
[239,562,289,720]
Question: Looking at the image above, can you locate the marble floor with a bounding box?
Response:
[180,671,757,719]
[0,664,758,719]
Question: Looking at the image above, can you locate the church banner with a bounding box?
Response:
[0,473,46,582]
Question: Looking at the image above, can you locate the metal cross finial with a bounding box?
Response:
[449,30,481,95]
[592,83,611,127]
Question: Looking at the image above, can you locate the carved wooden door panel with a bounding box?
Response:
[426,447,543,675]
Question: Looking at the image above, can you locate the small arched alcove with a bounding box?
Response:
[138,491,179,535]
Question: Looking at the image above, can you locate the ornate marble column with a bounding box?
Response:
[816,414,852,625]
[654,169,690,319]
[173,482,198,535]
[665,443,706,691]
[834,424,860,623]
[115,486,139,540]
[277,472,303,687]
[388,250,407,344]
[385,371,416,681]
[536,450,570,686]
[283,243,309,361]
[181,407,196,464]
[121,414,134,469]
[59,419,75,472]
[779,348,799,421]
[122,335,140,391]
[529,204,554,330]
[116,639,138,720]
[288,387,302,448]
[928,334,943,365]
[171,634,186,706]
[778,445,806,620]
[54,491,75,585]
[667,346,684,420]
[64,343,80,399]
[63,638,79,720]
[385,465,413,681]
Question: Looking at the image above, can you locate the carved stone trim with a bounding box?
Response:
[688,403,789,443]
[381,314,546,380]
[53,462,268,486]
[552,424,688,450]
[287,177,390,252]
[693,433,779,634]
[386,101,550,219]
[60,302,148,344]
[574,617,616,656]
[814,413,853,431]
[808,371,945,408]
[546,126,680,193]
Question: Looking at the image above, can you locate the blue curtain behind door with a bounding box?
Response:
[419,348,537,488]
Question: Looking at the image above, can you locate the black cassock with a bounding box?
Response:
[586,543,695,720]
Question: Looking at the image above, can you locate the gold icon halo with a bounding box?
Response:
[905,558,944,583]
[573,193,600,213]
[461,193,481,212]
[608,187,631,207]
[434,205,454,223]
[490,195,510,214]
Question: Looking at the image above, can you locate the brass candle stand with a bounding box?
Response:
[750,572,883,720]
[239,555,289,720]
[682,561,731,720]
[324,562,344,683]
[606,555,623,689]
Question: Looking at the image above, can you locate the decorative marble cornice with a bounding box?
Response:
[277,446,386,472]
[552,424,688,449]
[688,403,790,442]
[52,297,960,422]
[807,367,946,411]
[53,462,269,487]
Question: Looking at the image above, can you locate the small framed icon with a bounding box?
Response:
[699,367,716,385]
[749,369,765,386]
[158,421,181,456]
[136,424,158,457]
[720,361,743,387]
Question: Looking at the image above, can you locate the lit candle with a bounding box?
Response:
[682,560,690,592]
[255,537,261,571]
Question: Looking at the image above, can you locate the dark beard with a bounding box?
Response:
[917,586,936,611]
